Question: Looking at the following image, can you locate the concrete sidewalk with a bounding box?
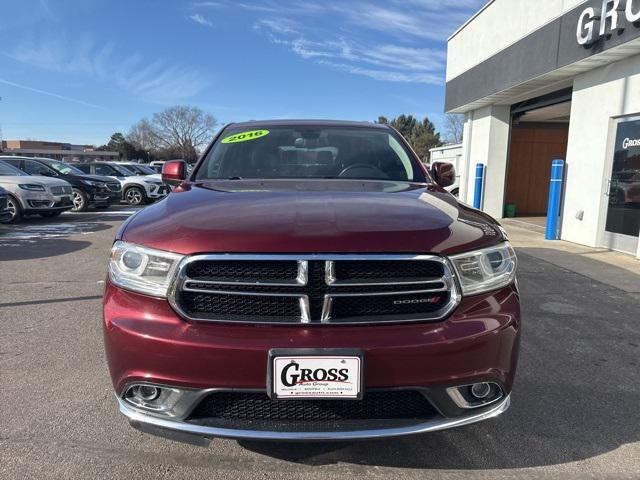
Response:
[502,219,640,300]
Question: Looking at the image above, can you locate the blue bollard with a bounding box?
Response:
[473,163,485,209]
[545,160,565,240]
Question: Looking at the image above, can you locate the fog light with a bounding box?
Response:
[471,382,491,399]
[446,382,504,409]
[133,385,160,402]
[123,383,187,415]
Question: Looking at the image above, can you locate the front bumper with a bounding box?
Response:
[119,393,511,442]
[145,184,170,199]
[104,282,520,440]
[23,194,73,213]
[90,189,120,205]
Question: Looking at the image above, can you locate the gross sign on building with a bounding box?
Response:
[577,0,640,45]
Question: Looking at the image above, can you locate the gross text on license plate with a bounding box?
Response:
[271,355,362,400]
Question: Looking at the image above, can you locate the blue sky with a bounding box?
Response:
[0,0,484,146]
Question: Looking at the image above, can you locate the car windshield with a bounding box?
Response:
[47,160,85,175]
[0,160,28,176]
[127,164,155,175]
[195,126,427,182]
[111,164,136,176]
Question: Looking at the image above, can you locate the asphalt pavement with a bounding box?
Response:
[0,208,639,479]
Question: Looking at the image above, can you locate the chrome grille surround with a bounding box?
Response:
[50,185,73,195]
[168,254,461,325]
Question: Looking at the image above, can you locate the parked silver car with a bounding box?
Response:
[0,160,74,223]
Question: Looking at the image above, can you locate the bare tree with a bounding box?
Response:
[444,114,464,144]
[129,106,217,162]
[127,119,155,153]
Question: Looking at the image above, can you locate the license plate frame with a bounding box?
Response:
[267,348,364,400]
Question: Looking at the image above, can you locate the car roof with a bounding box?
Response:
[0,155,57,163]
[225,119,390,130]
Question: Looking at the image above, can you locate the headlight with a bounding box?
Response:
[109,241,184,297]
[449,242,517,295]
[81,180,105,187]
[18,184,46,191]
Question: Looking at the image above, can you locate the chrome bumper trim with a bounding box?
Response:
[118,394,510,441]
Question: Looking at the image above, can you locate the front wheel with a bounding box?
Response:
[72,188,89,212]
[4,196,22,223]
[39,211,63,218]
[124,187,145,206]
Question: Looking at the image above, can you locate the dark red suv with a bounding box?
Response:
[103,120,520,442]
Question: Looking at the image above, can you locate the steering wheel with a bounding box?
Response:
[338,163,388,178]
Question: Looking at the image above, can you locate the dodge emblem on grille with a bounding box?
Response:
[393,297,440,305]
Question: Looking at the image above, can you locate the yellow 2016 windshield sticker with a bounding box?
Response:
[221,129,269,144]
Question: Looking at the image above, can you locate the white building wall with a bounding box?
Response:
[429,145,463,164]
[447,0,585,81]
[459,105,510,218]
[561,54,640,258]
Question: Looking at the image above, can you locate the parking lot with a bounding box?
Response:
[1,210,639,479]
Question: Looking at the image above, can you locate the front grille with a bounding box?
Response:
[50,185,72,195]
[172,255,457,325]
[187,260,299,283]
[181,291,301,322]
[188,391,437,422]
[331,292,448,318]
[332,260,444,283]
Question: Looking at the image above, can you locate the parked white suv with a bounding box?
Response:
[111,162,163,181]
[0,160,74,223]
[75,162,169,206]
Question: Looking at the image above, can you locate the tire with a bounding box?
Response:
[39,211,63,218]
[124,186,146,206]
[72,188,89,212]
[4,195,22,223]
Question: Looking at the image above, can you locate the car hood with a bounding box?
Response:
[122,175,161,185]
[121,179,506,255]
[0,175,71,187]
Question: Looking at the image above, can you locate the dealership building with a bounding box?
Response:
[1,140,119,162]
[446,0,640,258]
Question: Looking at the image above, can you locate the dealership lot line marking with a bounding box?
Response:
[69,210,139,215]
[0,222,101,240]
[0,208,139,244]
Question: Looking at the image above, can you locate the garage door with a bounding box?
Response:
[505,125,569,216]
